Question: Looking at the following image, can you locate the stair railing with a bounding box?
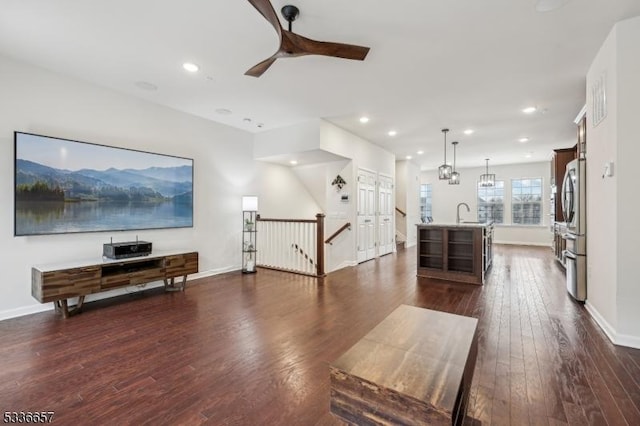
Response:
[256,213,325,277]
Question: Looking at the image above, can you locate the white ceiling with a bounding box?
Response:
[1,0,639,170]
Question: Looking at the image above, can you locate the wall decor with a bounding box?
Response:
[14,132,193,236]
[331,175,347,190]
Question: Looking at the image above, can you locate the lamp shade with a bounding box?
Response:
[242,196,259,211]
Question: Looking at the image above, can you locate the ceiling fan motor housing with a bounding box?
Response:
[281,5,300,23]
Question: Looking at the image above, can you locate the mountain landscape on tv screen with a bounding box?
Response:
[16,159,192,203]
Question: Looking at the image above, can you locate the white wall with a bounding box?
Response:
[251,119,395,270]
[395,160,420,247]
[256,164,321,219]
[293,160,354,272]
[253,120,320,159]
[319,121,395,177]
[586,16,640,348]
[421,161,553,246]
[615,17,640,343]
[585,26,619,336]
[319,122,396,266]
[395,161,408,241]
[0,55,319,319]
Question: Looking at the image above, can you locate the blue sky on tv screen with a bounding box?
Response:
[16,133,192,172]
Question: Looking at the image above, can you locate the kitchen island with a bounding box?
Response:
[417,223,493,285]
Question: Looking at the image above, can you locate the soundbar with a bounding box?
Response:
[103,237,152,259]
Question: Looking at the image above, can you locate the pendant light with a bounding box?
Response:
[449,141,460,185]
[438,128,452,180]
[479,158,495,187]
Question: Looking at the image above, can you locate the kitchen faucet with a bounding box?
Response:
[456,202,470,224]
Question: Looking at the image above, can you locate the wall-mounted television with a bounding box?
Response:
[14,132,193,236]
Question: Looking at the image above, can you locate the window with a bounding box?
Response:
[512,178,542,225]
[477,181,504,224]
[420,184,432,222]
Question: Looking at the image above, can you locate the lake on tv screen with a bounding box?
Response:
[16,200,193,235]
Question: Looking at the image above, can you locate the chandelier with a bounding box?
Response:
[449,141,460,185]
[438,128,452,180]
[479,158,495,187]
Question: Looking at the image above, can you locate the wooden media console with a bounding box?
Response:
[32,250,198,318]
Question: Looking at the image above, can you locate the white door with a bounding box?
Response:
[378,175,394,256]
[357,169,376,263]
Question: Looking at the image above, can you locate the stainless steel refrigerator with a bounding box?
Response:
[561,158,587,301]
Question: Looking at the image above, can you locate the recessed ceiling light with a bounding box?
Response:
[519,137,530,143]
[525,153,533,158]
[134,81,158,91]
[215,108,232,115]
[406,156,412,160]
[417,150,424,155]
[183,62,199,72]
[388,130,397,137]
[522,106,537,114]
[289,160,298,165]
[463,129,474,135]
[359,116,370,124]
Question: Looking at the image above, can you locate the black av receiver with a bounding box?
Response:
[103,237,152,259]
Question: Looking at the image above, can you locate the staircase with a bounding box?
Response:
[395,232,406,251]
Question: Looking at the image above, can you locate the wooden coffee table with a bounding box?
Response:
[330,304,478,425]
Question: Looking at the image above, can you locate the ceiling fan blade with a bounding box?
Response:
[286,32,370,61]
[246,0,282,37]
[245,56,278,77]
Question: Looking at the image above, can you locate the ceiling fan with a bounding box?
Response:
[245,0,370,77]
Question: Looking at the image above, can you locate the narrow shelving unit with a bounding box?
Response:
[447,230,474,273]
[242,210,258,274]
[418,228,443,270]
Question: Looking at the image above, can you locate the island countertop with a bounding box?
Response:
[417,222,493,229]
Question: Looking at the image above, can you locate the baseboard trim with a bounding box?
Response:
[0,304,53,321]
[331,261,358,272]
[585,301,640,349]
[615,332,640,349]
[494,240,552,247]
[584,301,618,345]
[0,265,240,323]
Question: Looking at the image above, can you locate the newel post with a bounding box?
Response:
[316,213,325,277]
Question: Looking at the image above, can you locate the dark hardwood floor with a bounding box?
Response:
[1,245,640,425]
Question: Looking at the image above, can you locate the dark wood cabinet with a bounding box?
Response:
[551,146,577,222]
[417,224,491,285]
